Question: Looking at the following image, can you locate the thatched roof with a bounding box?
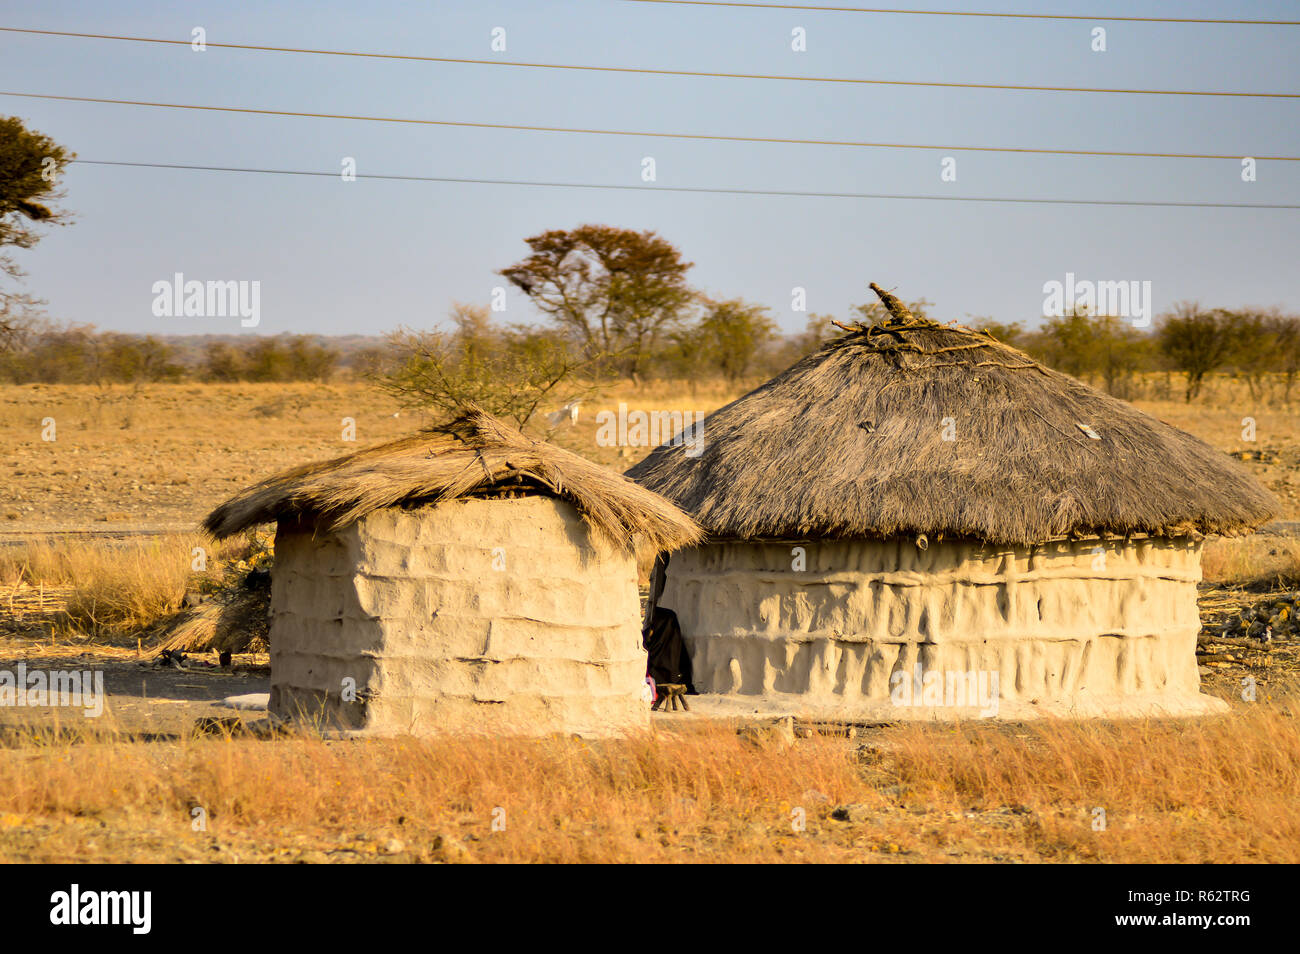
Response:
[155,585,270,656]
[205,409,701,553]
[626,283,1276,546]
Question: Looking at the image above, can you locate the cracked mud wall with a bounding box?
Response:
[269,497,648,736]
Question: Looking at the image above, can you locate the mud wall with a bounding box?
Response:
[269,496,648,736]
[658,537,1205,710]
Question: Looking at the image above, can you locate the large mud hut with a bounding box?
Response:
[205,410,700,737]
[628,284,1277,719]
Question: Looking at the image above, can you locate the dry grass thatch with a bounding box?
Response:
[204,408,701,553]
[154,583,270,656]
[627,283,1278,546]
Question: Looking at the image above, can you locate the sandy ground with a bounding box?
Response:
[0,639,269,740]
[6,380,1294,531]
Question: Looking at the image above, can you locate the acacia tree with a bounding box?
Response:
[1157,302,1235,402]
[499,225,694,381]
[0,116,74,350]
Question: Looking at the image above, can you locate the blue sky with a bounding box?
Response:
[2,0,1297,336]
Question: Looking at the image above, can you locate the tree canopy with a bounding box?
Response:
[500,224,694,380]
[0,115,74,349]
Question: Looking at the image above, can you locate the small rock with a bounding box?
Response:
[737,716,796,747]
[831,803,874,823]
[431,833,474,863]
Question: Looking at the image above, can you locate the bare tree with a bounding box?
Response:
[1269,311,1300,404]
[1223,308,1277,401]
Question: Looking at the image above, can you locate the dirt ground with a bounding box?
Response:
[0,383,411,530]
[5,379,1294,530]
[0,637,269,741]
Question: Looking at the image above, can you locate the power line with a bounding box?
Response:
[1,26,1296,98]
[72,159,1300,209]
[6,91,1297,162]
[623,0,1300,26]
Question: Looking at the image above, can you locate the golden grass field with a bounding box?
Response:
[1,375,1299,863]
[0,697,1296,863]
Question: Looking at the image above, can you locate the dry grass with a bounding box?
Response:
[1202,536,1300,587]
[0,697,1296,863]
[875,702,1300,863]
[0,534,254,639]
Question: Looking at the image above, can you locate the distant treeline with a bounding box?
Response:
[986,303,1300,403]
[4,216,1296,404]
[3,303,1299,406]
[0,322,345,384]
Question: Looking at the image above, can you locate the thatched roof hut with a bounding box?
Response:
[208,409,700,737]
[207,409,699,554]
[629,283,1274,545]
[628,284,1275,719]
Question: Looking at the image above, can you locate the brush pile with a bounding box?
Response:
[1196,587,1300,679]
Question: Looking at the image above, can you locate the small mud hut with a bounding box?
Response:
[205,410,700,736]
[628,284,1276,719]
